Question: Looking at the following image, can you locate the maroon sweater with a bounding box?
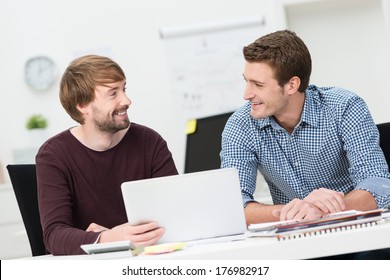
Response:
[36,123,178,255]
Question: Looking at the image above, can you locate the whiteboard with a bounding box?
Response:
[160,16,270,120]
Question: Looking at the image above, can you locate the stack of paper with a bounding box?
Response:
[248,209,384,237]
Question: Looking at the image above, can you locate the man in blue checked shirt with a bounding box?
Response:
[221,30,390,226]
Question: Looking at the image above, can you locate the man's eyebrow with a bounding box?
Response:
[104,84,121,91]
[242,74,265,84]
[104,87,117,94]
[108,81,126,89]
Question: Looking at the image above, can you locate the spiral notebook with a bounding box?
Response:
[275,221,379,241]
[248,209,384,239]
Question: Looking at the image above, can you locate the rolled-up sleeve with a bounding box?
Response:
[357,178,390,208]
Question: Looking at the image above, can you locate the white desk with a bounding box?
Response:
[32,219,390,260]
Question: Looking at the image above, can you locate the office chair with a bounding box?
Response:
[377,122,390,171]
[6,164,46,257]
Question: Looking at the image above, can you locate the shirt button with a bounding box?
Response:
[295,162,299,166]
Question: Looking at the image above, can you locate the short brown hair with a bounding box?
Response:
[59,55,126,124]
[243,30,311,92]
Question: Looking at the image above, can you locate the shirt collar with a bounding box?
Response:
[301,85,321,128]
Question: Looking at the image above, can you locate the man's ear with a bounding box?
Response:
[285,76,301,95]
[76,103,89,115]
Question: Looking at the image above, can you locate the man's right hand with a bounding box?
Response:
[98,222,165,246]
[277,198,325,221]
[303,188,345,214]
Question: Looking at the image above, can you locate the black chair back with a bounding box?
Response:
[377,122,390,172]
[6,164,46,256]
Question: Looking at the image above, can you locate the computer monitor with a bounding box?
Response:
[184,111,234,173]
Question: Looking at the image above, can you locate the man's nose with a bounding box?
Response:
[243,83,254,100]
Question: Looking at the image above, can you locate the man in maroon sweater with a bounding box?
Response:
[36,55,178,255]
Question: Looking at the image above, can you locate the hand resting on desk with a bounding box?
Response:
[303,188,345,214]
[275,198,325,221]
[275,189,376,221]
[276,189,345,221]
[86,221,165,247]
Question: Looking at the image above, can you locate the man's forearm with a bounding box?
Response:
[244,201,283,225]
[344,189,377,211]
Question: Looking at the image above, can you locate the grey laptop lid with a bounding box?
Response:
[121,168,246,244]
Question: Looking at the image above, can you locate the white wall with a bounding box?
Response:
[0,0,277,179]
[282,0,390,124]
[1,0,390,180]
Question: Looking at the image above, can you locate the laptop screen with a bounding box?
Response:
[121,168,246,244]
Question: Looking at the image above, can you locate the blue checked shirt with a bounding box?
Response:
[221,85,390,209]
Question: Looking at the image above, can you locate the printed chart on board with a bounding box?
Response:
[160,16,270,121]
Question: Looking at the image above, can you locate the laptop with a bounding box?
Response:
[121,168,247,244]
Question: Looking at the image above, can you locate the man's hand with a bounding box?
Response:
[304,188,345,214]
[277,198,325,221]
[93,222,165,247]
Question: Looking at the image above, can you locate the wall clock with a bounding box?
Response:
[25,56,57,90]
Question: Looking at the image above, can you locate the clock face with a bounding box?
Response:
[25,56,57,90]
